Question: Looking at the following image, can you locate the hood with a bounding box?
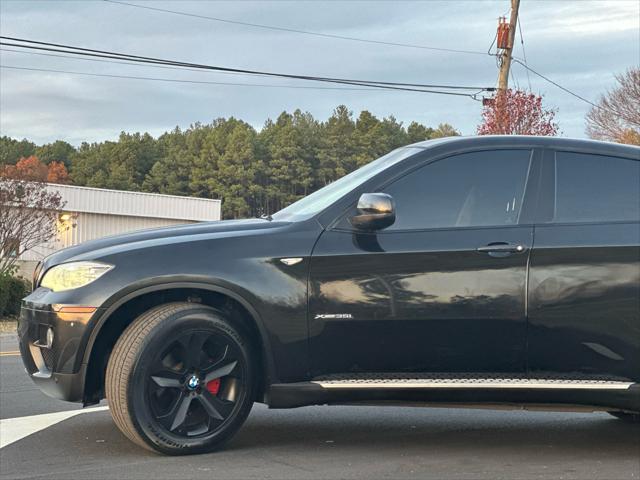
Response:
[42,218,286,269]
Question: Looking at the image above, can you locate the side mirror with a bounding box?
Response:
[350,193,396,231]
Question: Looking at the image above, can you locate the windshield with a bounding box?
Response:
[272,147,419,222]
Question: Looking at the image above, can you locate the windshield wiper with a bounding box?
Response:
[260,214,273,221]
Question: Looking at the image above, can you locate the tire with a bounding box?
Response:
[106,302,255,455]
[608,411,640,423]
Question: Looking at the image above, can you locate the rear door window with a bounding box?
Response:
[554,152,640,223]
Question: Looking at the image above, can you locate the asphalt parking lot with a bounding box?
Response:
[1,332,639,480]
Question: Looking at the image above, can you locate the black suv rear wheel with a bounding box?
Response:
[106,302,255,455]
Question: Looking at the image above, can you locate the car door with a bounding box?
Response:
[528,148,640,380]
[308,148,538,377]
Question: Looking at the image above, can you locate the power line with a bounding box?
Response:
[0,37,493,96]
[0,65,395,91]
[102,0,489,57]
[489,11,617,117]
[511,58,601,109]
[516,16,532,91]
[0,36,488,90]
[0,46,474,96]
[0,62,472,96]
[0,47,284,80]
[0,45,486,90]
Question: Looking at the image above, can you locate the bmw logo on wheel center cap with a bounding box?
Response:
[186,375,200,390]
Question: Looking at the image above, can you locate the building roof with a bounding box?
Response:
[45,183,221,222]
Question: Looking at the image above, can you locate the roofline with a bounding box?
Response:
[409,135,640,156]
[41,183,221,222]
[45,182,221,205]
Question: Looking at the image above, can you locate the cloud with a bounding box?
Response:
[1,0,638,144]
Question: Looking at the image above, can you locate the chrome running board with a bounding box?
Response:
[312,378,633,390]
[268,375,638,409]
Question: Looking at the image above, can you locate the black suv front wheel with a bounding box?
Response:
[106,302,255,455]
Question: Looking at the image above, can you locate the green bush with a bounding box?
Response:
[0,274,30,318]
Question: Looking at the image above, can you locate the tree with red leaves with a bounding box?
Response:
[46,161,70,184]
[1,156,70,184]
[477,89,559,136]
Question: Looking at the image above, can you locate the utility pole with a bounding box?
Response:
[497,0,521,91]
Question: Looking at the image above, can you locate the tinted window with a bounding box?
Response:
[383,150,532,230]
[554,152,640,223]
[273,147,418,222]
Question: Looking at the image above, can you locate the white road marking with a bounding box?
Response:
[0,406,109,449]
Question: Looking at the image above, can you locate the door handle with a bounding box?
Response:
[476,242,527,255]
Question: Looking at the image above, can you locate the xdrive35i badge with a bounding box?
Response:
[314,313,354,319]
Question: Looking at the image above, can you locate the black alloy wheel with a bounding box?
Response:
[106,303,255,455]
[146,330,244,437]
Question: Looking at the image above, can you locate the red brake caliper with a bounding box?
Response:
[206,378,221,395]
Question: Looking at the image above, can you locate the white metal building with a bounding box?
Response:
[19,184,221,271]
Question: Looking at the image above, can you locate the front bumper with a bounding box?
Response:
[18,295,99,402]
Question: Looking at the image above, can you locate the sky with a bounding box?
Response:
[0,0,638,146]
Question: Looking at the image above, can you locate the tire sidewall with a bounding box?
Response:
[127,306,254,454]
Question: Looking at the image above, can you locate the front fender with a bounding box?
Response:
[82,277,277,381]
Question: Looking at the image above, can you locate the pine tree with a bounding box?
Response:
[352,110,382,168]
[35,140,76,168]
[316,105,356,187]
[143,146,197,196]
[406,122,434,143]
[214,124,263,219]
[6,106,461,219]
[191,118,244,199]
[0,136,36,166]
[378,115,408,153]
[260,111,316,213]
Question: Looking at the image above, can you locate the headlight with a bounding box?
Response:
[40,261,114,292]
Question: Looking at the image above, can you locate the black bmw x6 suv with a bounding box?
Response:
[20,135,640,454]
